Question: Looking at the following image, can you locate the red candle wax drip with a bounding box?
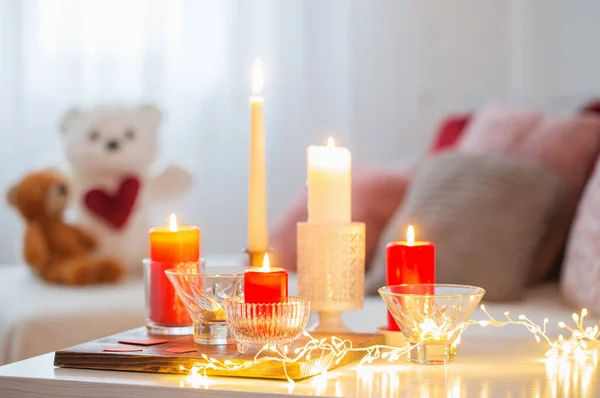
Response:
[149,214,200,326]
[386,225,435,332]
[244,254,288,304]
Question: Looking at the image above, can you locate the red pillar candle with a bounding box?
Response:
[244,254,288,304]
[149,214,200,326]
[386,225,435,331]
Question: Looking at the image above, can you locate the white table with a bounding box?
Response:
[1,284,598,397]
[0,335,598,397]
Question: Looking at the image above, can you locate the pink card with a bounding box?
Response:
[166,347,197,354]
[102,346,143,352]
[118,338,169,346]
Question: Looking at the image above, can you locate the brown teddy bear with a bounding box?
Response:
[7,170,124,285]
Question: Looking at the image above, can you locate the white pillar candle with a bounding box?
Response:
[248,58,269,252]
[306,137,351,224]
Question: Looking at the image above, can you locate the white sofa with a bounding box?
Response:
[0,258,591,366]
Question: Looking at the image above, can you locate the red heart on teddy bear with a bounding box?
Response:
[84,177,141,230]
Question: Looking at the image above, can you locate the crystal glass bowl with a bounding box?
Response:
[165,266,244,344]
[224,296,310,353]
[379,284,485,364]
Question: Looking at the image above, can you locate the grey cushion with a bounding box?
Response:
[365,152,568,301]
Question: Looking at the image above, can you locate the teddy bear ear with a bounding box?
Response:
[60,108,82,134]
[6,185,18,207]
[138,104,162,127]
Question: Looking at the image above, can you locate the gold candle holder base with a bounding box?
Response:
[244,248,274,267]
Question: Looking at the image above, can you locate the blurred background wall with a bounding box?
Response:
[1,0,599,261]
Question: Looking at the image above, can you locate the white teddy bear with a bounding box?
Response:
[60,104,192,274]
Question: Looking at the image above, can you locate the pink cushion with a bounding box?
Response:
[270,165,413,271]
[458,103,543,154]
[561,160,600,314]
[458,103,600,283]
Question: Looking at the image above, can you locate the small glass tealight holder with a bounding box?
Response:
[165,266,244,344]
[224,296,310,354]
[143,259,205,335]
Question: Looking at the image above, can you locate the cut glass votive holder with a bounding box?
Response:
[379,284,485,365]
[143,259,205,335]
[165,266,244,344]
[224,296,310,354]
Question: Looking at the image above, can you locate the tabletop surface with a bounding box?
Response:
[0,334,596,398]
[1,284,598,398]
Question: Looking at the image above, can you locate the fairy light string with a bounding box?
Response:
[184,306,600,386]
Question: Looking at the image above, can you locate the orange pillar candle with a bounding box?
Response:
[149,214,200,326]
[244,254,288,304]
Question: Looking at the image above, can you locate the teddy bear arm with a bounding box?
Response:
[149,164,193,202]
[23,223,50,268]
[70,225,98,250]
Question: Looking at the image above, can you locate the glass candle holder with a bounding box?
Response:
[143,259,205,335]
[224,296,310,354]
[297,222,365,332]
[379,284,485,364]
[165,266,244,344]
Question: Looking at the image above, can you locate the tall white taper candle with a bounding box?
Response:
[248,58,269,252]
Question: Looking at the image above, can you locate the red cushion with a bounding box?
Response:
[581,99,600,115]
[429,114,472,154]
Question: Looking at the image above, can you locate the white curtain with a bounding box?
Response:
[1,0,600,262]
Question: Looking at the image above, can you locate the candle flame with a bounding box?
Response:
[327,137,335,147]
[262,253,270,270]
[252,58,264,95]
[169,214,178,232]
[407,225,415,246]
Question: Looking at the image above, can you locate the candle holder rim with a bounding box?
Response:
[164,266,245,278]
[242,248,275,254]
[386,240,434,247]
[142,258,206,267]
[296,221,365,227]
[379,283,486,299]
[225,296,309,307]
[149,225,200,233]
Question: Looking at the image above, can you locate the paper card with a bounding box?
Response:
[102,346,143,352]
[118,338,169,346]
[166,347,197,354]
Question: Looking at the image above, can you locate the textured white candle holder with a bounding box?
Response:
[297,222,366,332]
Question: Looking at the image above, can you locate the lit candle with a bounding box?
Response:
[148,214,200,326]
[244,254,288,304]
[248,58,269,253]
[386,225,435,331]
[306,137,351,224]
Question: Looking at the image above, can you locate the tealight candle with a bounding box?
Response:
[386,225,435,331]
[244,254,288,304]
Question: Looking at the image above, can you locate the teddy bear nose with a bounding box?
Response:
[57,184,68,196]
[106,140,120,151]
